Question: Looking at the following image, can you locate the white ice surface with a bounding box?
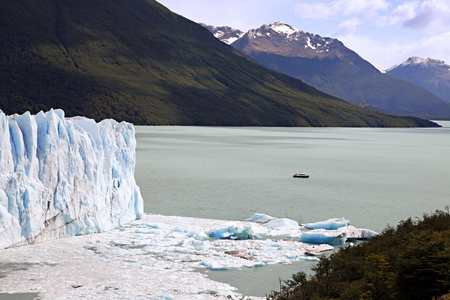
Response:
[0,214,334,299]
[0,109,143,249]
[337,225,378,240]
[268,21,297,36]
[246,213,276,224]
[207,224,258,240]
[301,219,378,243]
[246,213,300,236]
[303,217,350,230]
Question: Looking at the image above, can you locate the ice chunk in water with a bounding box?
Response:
[300,229,346,245]
[264,218,299,230]
[337,225,378,240]
[207,225,258,240]
[207,226,237,239]
[246,214,300,236]
[359,228,378,239]
[303,217,349,230]
[246,213,276,224]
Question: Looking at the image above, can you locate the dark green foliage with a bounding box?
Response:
[0,0,439,127]
[268,209,450,300]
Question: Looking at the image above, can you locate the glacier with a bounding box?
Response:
[0,109,143,249]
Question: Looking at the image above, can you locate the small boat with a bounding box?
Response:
[293,172,309,178]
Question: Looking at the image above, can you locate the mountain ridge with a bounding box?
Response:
[234,22,356,60]
[0,1,438,127]
[201,24,244,45]
[206,22,450,119]
[387,56,450,103]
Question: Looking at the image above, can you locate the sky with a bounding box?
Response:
[157,0,450,71]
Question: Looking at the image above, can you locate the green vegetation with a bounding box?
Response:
[0,0,439,127]
[268,209,450,300]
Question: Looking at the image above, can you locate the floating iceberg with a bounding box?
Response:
[337,225,378,241]
[359,228,378,239]
[300,244,334,256]
[0,109,143,249]
[208,226,238,239]
[246,213,276,224]
[300,229,346,245]
[215,215,299,240]
[300,220,378,245]
[246,213,300,236]
[264,218,299,230]
[207,224,257,240]
[303,217,350,230]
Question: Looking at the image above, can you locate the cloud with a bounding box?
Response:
[377,0,450,33]
[294,0,389,20]
[336,17,362,34]
[377,1,419,26]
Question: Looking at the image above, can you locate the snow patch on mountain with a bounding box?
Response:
[0,109,143,249]
[268,21,297,37]
[201,23,244,45]
[247,21,303,41]
[399,56,449,69]
[305,37,316,50]
[244,22,337,57]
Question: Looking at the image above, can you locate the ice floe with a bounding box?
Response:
[207,224,257,240]
[0,213,379,299]
[0,214,335,299]
[246,213,300,236]
[303,217,350,230]
[300,229,347,245]
[337,225,378,241]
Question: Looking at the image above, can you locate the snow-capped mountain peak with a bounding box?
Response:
[400,56,449,70]
[201,23,244,45]
[266,21,299,37]
[386,56,450,102]
[236,21,342,59]
[247,21,304,41]
[203,21,341,58]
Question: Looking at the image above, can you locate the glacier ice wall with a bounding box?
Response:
[0,109,143,249]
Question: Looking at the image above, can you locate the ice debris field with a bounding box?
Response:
[0,110,378,299]
[0,213,377,299]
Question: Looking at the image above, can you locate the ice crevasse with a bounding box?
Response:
[0,109,143,249]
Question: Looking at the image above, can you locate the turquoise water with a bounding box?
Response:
[135,122,450,296]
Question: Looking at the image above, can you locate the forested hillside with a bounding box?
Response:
[269,209,450,300]
[0,0,438,127]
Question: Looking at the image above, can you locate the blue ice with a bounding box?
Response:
[300,229,346,245]
[303,217,349,230]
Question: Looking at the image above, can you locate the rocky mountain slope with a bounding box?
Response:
[387,57,450,103]
[201,24,244,45]
[208,22,450,119]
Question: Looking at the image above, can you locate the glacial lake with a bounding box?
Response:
[135,122,450,296]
